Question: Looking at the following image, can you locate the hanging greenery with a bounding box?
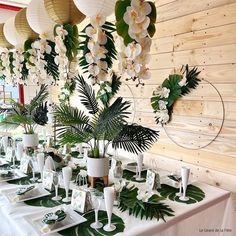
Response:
[119,184,174,221]
[151,65,201,124]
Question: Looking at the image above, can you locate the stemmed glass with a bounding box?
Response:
[173,170,182,197]
[90,194,103,229]
[30,154,38,182]
[11,149,16,169]
[103,187,116,232]
[179,167,190,201]
[37,153,45,183]
[62,167,72,203]
[136,154,144,181]
[52,172,62,201]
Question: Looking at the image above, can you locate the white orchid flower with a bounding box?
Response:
[153,87,170,99]
[158,100,168,110]
[138,67,151,80]
[85,52,94,64]
[88,64,100,76]
[139,37,152,53]
[97,60,108,70]
[90,14,106,28]
[125,42,142,60]
[137,52,151,65]
[56,26,68,39]
[155,109,170,124]
[85,26,97,38]
[97,70,109,81]
[178,75,187,87]
[126,61,141,77]
[131,0,152,16]
[91,45,107,60]
[124,7,146,26]
[96,29,107,45]
[137,189,152,202]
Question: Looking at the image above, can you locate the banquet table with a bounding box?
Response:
[0,159,235,236]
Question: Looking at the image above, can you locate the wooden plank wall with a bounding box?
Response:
[121,0,236,194]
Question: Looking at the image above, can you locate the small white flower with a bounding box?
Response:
[178,75,187,87]
[90,14,106,28]
[153,87,170,99]
[136,189,152,202]
[88,64,100,76]
[85,26,97,38]
[155,109,170,124]
[56,26,68,39]
[158,100,168,110]
[124,42,142,60]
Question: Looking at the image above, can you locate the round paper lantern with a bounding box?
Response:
[26,0,55,35]
[73,0,116,17]
[44,0,85,25]
[3,17,24,46]
[15,8,38,41]
[0,24,12,48]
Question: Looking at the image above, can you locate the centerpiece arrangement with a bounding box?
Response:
[0,85,49,147]
[55,73,159,186]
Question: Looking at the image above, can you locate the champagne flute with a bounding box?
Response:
[16,142,24,160]
[37,153,45,183]
[52,172,62,201]
[62,167,72,203]
[173,170,182,197]
[179,167,190,201]
[30,154,38,182]
[90,194,103,229]
[103,187,116,232]
[136,153,144,181]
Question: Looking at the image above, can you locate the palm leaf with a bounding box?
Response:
[76,75,99,115]
[112,124,159,154]
[94,97,131,140]
[28,85,49,114]
[32,102,48,126]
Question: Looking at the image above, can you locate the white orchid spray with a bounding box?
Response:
[54,26,69,81]
[11,49,25,85]
[79,16,117,85]
[115,0,156,86]
[0,49,14,84]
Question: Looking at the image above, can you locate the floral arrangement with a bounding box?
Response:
[59,80,76,104]
[151,65,201,124]
[115,0,156,86]
[79,15,117,84]
[118,184,174,221]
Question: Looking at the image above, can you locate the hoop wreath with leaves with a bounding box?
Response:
[151,65,201,125]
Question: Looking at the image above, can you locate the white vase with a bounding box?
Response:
[22,133,39,148]
[87,157,109,177]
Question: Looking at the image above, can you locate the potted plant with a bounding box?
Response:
[0,85,49,148]
[55,74,159,185]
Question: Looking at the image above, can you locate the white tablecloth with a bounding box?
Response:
[0,175,235,236]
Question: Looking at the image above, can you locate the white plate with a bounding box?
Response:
[1,184,51,204]
[0,158,7,166]
[0,169,27,183]
[24,205,87,235]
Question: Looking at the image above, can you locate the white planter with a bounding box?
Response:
[87,157,109,177]
[22,133,39,148]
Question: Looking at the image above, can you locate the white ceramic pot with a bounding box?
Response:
[87,157,109,177]
[22,133,39,148]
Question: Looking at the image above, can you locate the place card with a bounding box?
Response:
[20,158,30,174]
[42,170,54,191]
[146,170,161,190]
[71,189,92,213]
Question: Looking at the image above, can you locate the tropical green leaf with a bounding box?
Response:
[32,102,48,126]
[112,124,159,154]
[159,184,205,204]
[76,75,99,115]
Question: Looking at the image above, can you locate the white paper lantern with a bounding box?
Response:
[3,17,24,47]
[26,0,55,36]
[73,0,116,17]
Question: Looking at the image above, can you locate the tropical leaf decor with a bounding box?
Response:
[59,211,125,236]
[119,185,174,221]
[151,65,201,124]
[123,169,147,183]
[79,21,117,84]
[159,184,205,204]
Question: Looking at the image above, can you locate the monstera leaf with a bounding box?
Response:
[59,211,125,236]
[159,184,205,204]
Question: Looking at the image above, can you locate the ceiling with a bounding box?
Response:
[0,0,30,8]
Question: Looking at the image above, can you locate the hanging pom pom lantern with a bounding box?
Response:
[0,23,13,48]
[44,0,85,25]
[3,17,24,47]
[26,0,56,37]
[15,8,38,41]
[73,0,116,17]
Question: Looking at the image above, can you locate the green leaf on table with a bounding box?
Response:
[59,210,125,236]
[123,169,147,183]
[159,184,205,204]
